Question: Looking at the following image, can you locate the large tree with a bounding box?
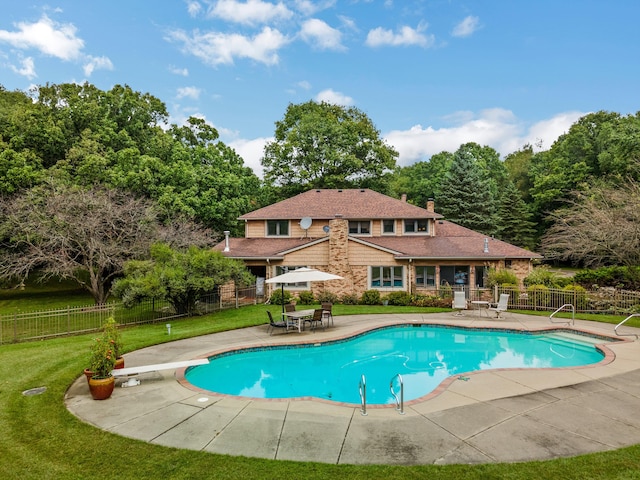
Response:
[436,144,498,235]
[540,178,640,267]
[261,101,398,197]
[0,182,215,303]
[113,243,253,315]
[389,151,454,208]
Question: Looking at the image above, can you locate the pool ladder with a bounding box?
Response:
[358,374,405,416]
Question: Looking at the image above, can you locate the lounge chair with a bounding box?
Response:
[488,294,510,318]
[321,302,334,327]
[305,309,325,331]
[267,311,293,335]
[452,291,467,316]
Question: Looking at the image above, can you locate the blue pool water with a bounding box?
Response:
[185,324,606,405]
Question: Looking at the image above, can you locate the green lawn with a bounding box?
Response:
[1,300,640,478]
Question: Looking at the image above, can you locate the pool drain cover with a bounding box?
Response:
[23,386,47,396]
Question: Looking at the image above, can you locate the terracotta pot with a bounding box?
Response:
[83,368,94,384]
[114,356,125,369]
[88,376,115,400]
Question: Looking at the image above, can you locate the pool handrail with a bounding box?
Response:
[550,304,575,326]
[359,374,367,416]
[615,313,640,339]
[389,374,405,415]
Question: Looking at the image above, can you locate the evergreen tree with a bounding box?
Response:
[437,148,497,235]
[495,180,536,249]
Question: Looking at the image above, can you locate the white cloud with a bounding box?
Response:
[315,88,354,105]
[299,19,345,51]
[293,0,337,16]
[169,65,189,76]
[167,26,290,66]
[229,136,270,177]
[209,0,293,25]
[177,86,202,99]
[297,80,311,90]
[384,109,586,166]
[10,56,36,79]
[452,15,480,38]
[365,23,434,48]
[0,15,84,60]
[83,55,113,77]
[186,0,202,17]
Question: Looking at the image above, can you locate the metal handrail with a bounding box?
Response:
[550,304,575,326]
[615,314,640,339]
[389,374,405,415]
[359,375,367,416]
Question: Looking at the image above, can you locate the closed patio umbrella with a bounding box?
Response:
[265,267,343,315]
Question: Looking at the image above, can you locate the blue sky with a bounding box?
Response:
[1,1,638,176]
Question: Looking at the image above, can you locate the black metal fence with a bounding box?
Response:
[0,285,257,345]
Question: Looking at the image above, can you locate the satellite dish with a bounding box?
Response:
[323,225,330,233]
[300,217,312,230]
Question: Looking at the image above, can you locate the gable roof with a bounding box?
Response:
[239,188,443,220]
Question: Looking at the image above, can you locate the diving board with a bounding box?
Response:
[111,358,209,377]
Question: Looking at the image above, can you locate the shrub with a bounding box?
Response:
[384,291,412,306]
[574,266,640,291]
[269,289,293,305]
[316,291,339,304]
[297,290,315,305]
[524,266,563,288]
[527,284,551,308]
[360,289,381,305]
[439,283,452,299]
[339,292,359,305]
[562,284,589,310]
[488,268,518,287]
[411,294,452,308]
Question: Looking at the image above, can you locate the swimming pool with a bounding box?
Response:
[185,324,608,405]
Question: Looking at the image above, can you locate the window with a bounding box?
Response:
[415,266,436,286]
[475,266,487,288]
[267,220,288,236]
[275,266,308,288]
[349,220,371,235]
[440,266,469,287]
[382,219,395,234]
[404,219,428,234]
[370,266,404,288]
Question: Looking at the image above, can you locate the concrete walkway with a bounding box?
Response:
[65,312,640,465]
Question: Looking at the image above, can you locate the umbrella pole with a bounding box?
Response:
[281,284,285,316]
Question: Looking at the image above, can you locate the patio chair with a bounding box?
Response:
[321,302,334,327]
[267,311,292,335]
[488,294,510,318]
[305,309,325,331]
[452,291,467,316]
[284,303,296,313]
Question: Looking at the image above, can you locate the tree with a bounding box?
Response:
[495,181,536,249]
[113,244,253,315]
[389,151,453,207]
[262,101,398,197]
[540,178,640,267]
[0,182,215,303]
[436,144,497,235]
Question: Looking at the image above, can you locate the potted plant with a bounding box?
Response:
[87,334,117,400]
[103,317,125,369]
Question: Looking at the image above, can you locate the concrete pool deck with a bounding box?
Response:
[65,312,640,465]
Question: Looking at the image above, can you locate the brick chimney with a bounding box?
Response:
[328,218,353,295]
[426,198,435,212]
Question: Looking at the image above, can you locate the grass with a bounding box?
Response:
[2,299,640,478]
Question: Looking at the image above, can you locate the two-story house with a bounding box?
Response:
[215,188,541,299]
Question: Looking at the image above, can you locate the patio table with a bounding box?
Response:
[471,300,490,317]
[283,309,315,332]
